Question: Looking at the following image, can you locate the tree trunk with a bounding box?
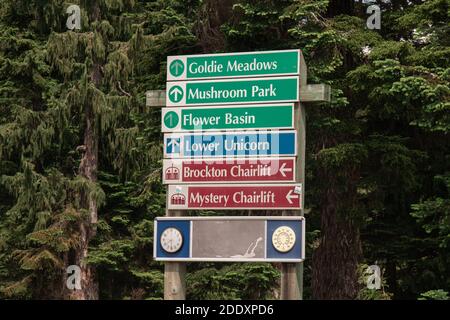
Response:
[195,0,234,51]
[69,103,99,300]
[312,169,362,299]
[66,1,102,300]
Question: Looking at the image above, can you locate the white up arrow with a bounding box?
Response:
[167,139,180,148]
[169,87,183,101]
[171,61,183,75]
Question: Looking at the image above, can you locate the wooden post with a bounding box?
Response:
[151,98,187,300]
[280,54,307,300]
[281,101,306,300]
[164,196,186,300]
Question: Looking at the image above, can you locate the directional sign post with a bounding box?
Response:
[163,157,296,184]
[167,49,301,81]
[162,104,294,132]
[167,184,302,210]
[166,76,299,107]
[156,49,327,301]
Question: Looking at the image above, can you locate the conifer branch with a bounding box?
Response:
[117,81,131,97]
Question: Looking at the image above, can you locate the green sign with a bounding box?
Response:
[167,49,301,81]
[166,76,299,106]
[161,104,295,132]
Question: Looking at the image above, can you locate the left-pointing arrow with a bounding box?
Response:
[279,162,293,177]
[286,189,299,204]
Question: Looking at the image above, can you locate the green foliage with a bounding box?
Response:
[0,0,449,300]
[187,263,280,300]
[356,264,392,300]
[418,289,449,300]
[411,174,450,248]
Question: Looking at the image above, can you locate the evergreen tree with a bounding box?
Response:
[0,0,448,300]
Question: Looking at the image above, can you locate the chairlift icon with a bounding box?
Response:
[165,164,180,180]
[171,193,186,205]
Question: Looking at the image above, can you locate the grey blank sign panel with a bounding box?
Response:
[192,220,265,259]
[154,216,305,262]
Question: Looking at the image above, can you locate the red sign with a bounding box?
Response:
[163,158,296,184]
[167,184,302,210]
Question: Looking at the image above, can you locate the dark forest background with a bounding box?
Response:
[0,0,448,300]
